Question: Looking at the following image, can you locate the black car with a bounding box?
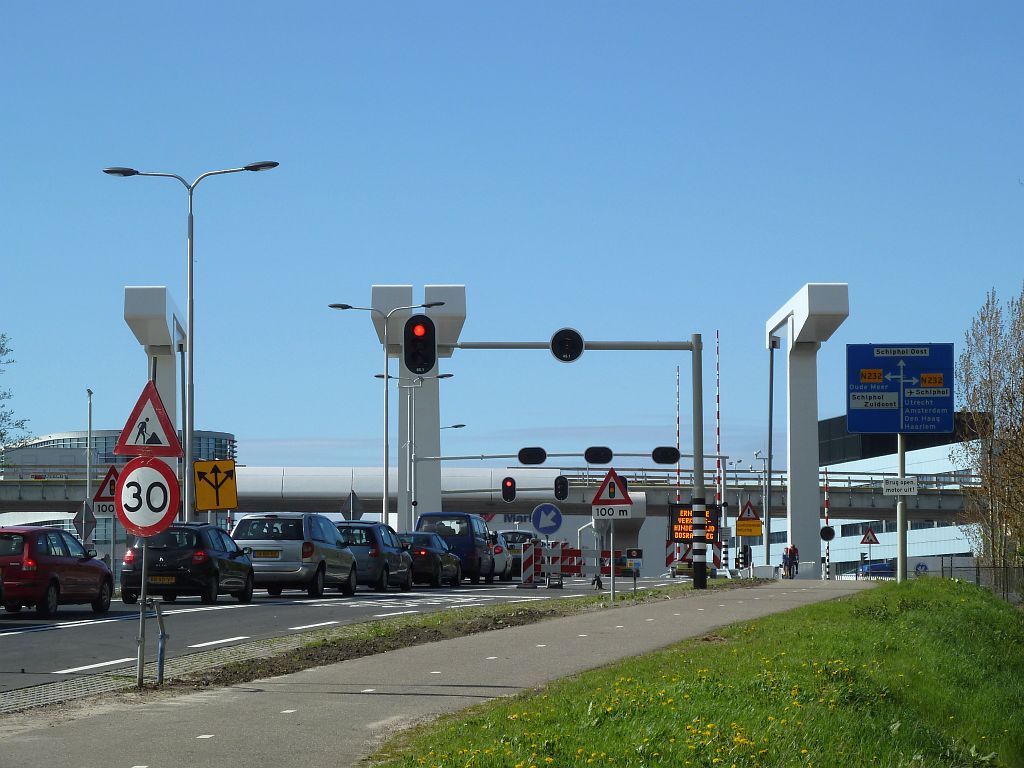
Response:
[398,532,462,587]
[121,523,254,604]
[335,521,414,592]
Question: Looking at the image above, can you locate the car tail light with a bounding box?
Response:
[493,545,504,555]
[416,549,428,557]
[301,541,314,558]
[123,548,136,565]
[368,547,379,558]
[22,554,37,572]
[191,550,209,565]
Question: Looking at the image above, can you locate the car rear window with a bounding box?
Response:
[234,518,304,540]
[501,531,534,545]
[0,533,25,556]
[418,516,469,537]
[136,529,199,549]
[401,533,433,547]
[336,525,372,545]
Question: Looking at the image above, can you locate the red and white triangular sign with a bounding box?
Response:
[860,527,880,546]
[739,500,761,520]
[113,381,183,458]
[590,468,633,506]
[93,465,119,502]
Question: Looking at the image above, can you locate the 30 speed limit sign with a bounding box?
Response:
[115,456,181,537]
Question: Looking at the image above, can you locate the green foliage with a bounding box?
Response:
[0,332,29,446]
[372,579,1024,768]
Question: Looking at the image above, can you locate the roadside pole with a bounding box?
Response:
[136,538,149,687]
[609,522,615,602]
[691,333,707,589]
[897,433,907,583]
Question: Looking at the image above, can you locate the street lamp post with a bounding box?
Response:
[753,449,768,568]
[86,388,93,547]
[104,161,278,521]
[330,301,444,524]
[398,374,453,526]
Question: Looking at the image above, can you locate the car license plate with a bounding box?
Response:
[254,550,280,559]
[148,575,175,585]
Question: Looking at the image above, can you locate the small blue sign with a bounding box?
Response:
[531,503,563,536]
[846,343,954,434]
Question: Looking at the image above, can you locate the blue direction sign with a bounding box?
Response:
[846,343,954,434]
[531,503,563,536]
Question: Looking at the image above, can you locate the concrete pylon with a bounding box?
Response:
[766,284,848,579]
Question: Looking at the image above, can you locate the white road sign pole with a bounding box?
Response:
[136,539,149,687]
[609,521,615,603]
[897,433,907,583]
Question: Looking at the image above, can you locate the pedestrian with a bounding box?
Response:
[790,544,800,576]
[781,546,791,579]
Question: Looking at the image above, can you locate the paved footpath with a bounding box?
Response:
[0,580,872,768]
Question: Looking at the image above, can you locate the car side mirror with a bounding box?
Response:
[242,546,253,556]
[401,541,411,551]
[86,548,97,559]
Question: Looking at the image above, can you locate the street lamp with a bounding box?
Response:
[104,161,279,521]
[441,424,466,430]
[330,301,445,523]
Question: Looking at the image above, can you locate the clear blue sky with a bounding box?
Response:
[3,3,1022,471]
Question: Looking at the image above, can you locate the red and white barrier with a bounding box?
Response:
[517,541,538,589]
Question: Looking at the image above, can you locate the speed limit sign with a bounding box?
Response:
[115,456,181,537]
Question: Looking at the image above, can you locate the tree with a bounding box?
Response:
[952,288,1024,567]
[0,333,29,447]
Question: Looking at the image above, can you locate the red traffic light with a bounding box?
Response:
[501,476,516,503]
[413,323,427,337]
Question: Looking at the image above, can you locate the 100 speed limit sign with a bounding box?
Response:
[115,456,181,537]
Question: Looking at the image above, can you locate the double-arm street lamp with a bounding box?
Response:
[330,301,445,522]
[103,161,279,521]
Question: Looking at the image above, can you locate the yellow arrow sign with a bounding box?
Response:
[193,459,238,511]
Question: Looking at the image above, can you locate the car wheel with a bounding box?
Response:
[91,580,112,614]
[430,561,443,588]
[163,593,177,603]
[400,566,413,592]
[340,566,357,596]
[4,603,22,613]
[200,575,219,605]
[235,572,254,603]
[267,586,283,596]
[470,560,480,585]
[449,564,462,588]
[307,565,325,598]
[36,583,59,617]
[121,589,139,605]
[374,566,389,592]
[484,560,495,584]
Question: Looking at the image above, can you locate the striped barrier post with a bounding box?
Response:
[517,541,537,589]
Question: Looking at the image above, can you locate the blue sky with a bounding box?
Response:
[3,3,1022,471]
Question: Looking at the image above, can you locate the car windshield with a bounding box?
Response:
[419,517,469,537]
[0,533,25,556]
[135,529,199,549]
[234,518,304,540]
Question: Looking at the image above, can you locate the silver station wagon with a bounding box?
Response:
[231,512,356,597]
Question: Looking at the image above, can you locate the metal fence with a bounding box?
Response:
[940,563,1024,604]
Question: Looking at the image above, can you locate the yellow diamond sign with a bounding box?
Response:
[193,459,238,511]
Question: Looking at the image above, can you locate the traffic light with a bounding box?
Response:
[584,446,613,464]
[652,446,681,465]
[860,552,868,563]
[518,447,547,465]
[403,314,437,375]
[554,475,569,501]
[501,476,516,503]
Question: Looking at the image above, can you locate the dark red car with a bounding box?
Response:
[0,526,113,617]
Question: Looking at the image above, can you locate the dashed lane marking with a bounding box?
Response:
[288,621,339,631]
[52,657,135,675]
[486,656,498,660]
[536,644,547,648]
[281,709,297,713]
[196,734,214,739]
[188,636,249,649]
[373,610,419,618]
[361,689,375,693]
[578,634,588,637]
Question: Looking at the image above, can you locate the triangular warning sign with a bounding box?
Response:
[114,380,183,458]
[590,467,633,506]
[93,465,119,502]
[739,500,761,520]
[860,527,880,546]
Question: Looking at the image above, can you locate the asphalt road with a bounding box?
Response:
[0,579,874,768]
[0,576,665,693]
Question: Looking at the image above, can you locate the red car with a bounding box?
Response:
[0,526,113,617]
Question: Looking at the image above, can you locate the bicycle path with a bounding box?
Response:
[0,580,872,768]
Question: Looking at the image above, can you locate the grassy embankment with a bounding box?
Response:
[371,578,1024,768]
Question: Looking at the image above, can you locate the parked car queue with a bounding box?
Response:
[0,512,509,618]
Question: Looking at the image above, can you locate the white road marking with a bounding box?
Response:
[673,613,681,616]
[430,671,441,674]
[698,608,705,611]
[53,657,135,674]
[289,620,339,631]
[373,610,419,618]
[578,634,588,637]
[645,618,654,622]
[536,644,547,648]
[196,734,214,739]
[615,625,624,628]
[162,604,258,617]
[361,688,375,693]
[281,709,297,713]
[486,656,498,660]
[188,636,249,648]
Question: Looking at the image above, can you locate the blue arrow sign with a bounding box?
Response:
[531,503,563,536]
[846,343,954,434]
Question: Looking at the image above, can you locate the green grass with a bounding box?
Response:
[370,578,1024,768]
